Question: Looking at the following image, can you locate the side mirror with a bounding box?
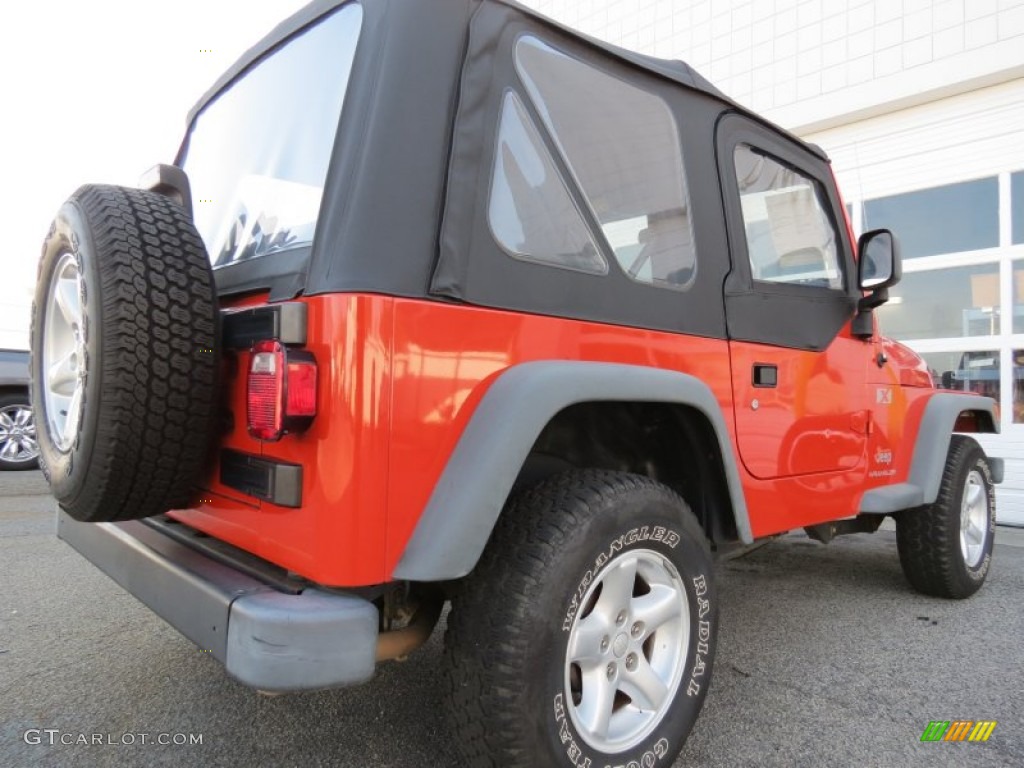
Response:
[941,371,956,390]
[858,229,901,291]
[852,229,901,338]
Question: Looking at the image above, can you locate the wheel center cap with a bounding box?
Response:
[612,632,629,658]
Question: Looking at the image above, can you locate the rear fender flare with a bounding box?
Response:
[392,361,750,580]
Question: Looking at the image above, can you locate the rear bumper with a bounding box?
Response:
[57,511,378,692]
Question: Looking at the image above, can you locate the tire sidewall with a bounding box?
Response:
[526,499,716,768]
[31,200,103,502]
[955,448,996,585]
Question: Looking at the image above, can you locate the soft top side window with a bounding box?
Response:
[488,91,607,275]
[733,144,843,291]
[487,35,697,289]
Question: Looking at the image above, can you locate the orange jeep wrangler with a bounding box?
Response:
[31,1,1001,766]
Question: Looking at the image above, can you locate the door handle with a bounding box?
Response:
[752,364,777,387]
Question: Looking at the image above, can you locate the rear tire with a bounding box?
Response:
[30,184,218,522]
[895,435,996,599]
[444,470,716,768]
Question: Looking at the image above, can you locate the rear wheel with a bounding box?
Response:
[896,435,996,599]
[30,184,218,522]
[445,470,716,768]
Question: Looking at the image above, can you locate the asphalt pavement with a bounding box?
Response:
[1,470,1022,767]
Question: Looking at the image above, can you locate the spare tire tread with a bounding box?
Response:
[35,185,217,522]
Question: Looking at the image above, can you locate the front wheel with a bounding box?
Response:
[445,470,716,768]
[896,435,996,599]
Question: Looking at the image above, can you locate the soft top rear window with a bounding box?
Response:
[181,4,362,269]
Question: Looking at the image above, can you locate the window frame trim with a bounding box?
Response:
[718,116,856,302]
[715,111,859,352]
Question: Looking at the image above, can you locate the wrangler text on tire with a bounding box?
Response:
[445,470,717,767]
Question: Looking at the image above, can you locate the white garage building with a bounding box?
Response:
[524,0,1024,525]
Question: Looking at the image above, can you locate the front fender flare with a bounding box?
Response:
[859,393,1000,514]
[392,361,751,581]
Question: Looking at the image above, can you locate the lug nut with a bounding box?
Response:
[631,621,644,638]
[616,610,627,626]
[606,662,616,680]
[600,636,610,653]
[625,653,638,672]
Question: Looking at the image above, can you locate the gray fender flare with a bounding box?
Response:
[392,361,751,581]
[859,393,1001,514]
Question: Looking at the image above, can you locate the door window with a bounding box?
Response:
[733,144,843,290]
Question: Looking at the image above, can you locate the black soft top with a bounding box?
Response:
[188,0,732,123]
[182,0,840,342]
[187,0,821,158]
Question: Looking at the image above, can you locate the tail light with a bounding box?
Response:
[247,340,317,441]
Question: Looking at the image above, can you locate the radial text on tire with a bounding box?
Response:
[444,470,717,768]
[30,184,218,523]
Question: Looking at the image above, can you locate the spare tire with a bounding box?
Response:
[30,184,218,522]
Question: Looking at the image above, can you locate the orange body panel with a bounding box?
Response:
[862,336,936,493]
[383,299,738,576]
[729,330,869,479]
[173,293,934,587]
[171,293,395,585]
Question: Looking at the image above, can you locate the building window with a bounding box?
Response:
[1012,261,1024,334]
[488,91,606,274]
[1013,171,1024,245]
[515,36,696,288]
[1015,349,1024,424]
[863,177,999,259]
[877,263,1000,339]
[921,350,1001,404]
